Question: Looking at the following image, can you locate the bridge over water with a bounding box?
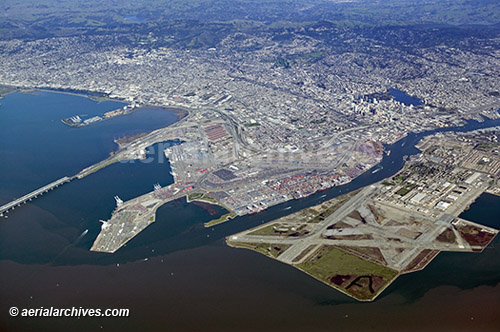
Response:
[0,176,73,216]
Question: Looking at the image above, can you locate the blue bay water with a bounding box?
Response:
[459,192,500,229]
[0,91,201,263]
[0,91,179,204]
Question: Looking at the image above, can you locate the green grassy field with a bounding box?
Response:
[299,246,397,280]
[248,223,281,236]
[204,212,236,227]
[297,245,399,300]
[187,192,219,204]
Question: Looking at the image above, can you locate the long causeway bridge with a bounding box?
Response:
[0,176,73,216]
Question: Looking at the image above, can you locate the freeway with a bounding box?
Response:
[315,124,370,153]
[215,108,261,154]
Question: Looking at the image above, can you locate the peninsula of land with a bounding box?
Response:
[227,129,500,301]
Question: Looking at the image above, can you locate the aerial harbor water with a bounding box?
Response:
[0,91,499,331]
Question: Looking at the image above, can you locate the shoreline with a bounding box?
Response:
[112,107,188,150]
[185,193,237,227]
[0,84,19,98]
[9,85,191,152]
[8,84,191,121]
[137,105,189,120]
[21,87,120,103]
[227,240,398,302]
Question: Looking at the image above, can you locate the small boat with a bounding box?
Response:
[76,229,88,241]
